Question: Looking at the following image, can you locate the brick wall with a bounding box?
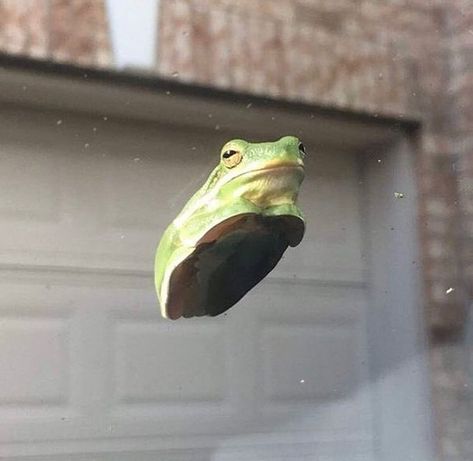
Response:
[433,1,473,459]
[448,1,473,304]
[158,0,418,116]
[0,0,111,66]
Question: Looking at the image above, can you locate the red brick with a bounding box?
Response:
[0,0,111,65]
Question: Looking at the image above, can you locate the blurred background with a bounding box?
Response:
[0,1,471,460]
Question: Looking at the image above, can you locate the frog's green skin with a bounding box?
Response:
[155,136,306,320]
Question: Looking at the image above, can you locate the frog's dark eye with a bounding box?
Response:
[222,150,237,159]
[298,142,306,156]
[222,149,242,168]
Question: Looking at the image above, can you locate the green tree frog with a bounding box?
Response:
[155,136,306,320]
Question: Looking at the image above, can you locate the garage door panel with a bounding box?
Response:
[258,325,372,435]
[253,280,365,322]
[246,281,372,436]
[0,118,213,271]
[0,318,70,406]
[0,289,75,425]
[0,282,111,443]
[260,325,359,401]
[102,155,177,230]
[100,151,213,231]
[113,322,227,403]
[0,278,372,449]
[0,141,63,222]
[109,306,246,438]
[0,281,236,443]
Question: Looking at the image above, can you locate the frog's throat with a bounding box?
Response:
[173,162,304,229]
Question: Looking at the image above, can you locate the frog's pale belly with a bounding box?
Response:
[231,166,304,208]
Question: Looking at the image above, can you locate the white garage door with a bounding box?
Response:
[0,95,433,460]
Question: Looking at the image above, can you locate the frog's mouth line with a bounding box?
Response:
[225,162,304,184]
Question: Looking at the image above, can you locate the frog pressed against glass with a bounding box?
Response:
[154,136,306,319]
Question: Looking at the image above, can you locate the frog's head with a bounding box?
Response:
[219,135,305,176]
[210,135,306,207]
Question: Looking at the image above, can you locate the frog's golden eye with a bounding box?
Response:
[298,142,306,157]
[222,149,242,168]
